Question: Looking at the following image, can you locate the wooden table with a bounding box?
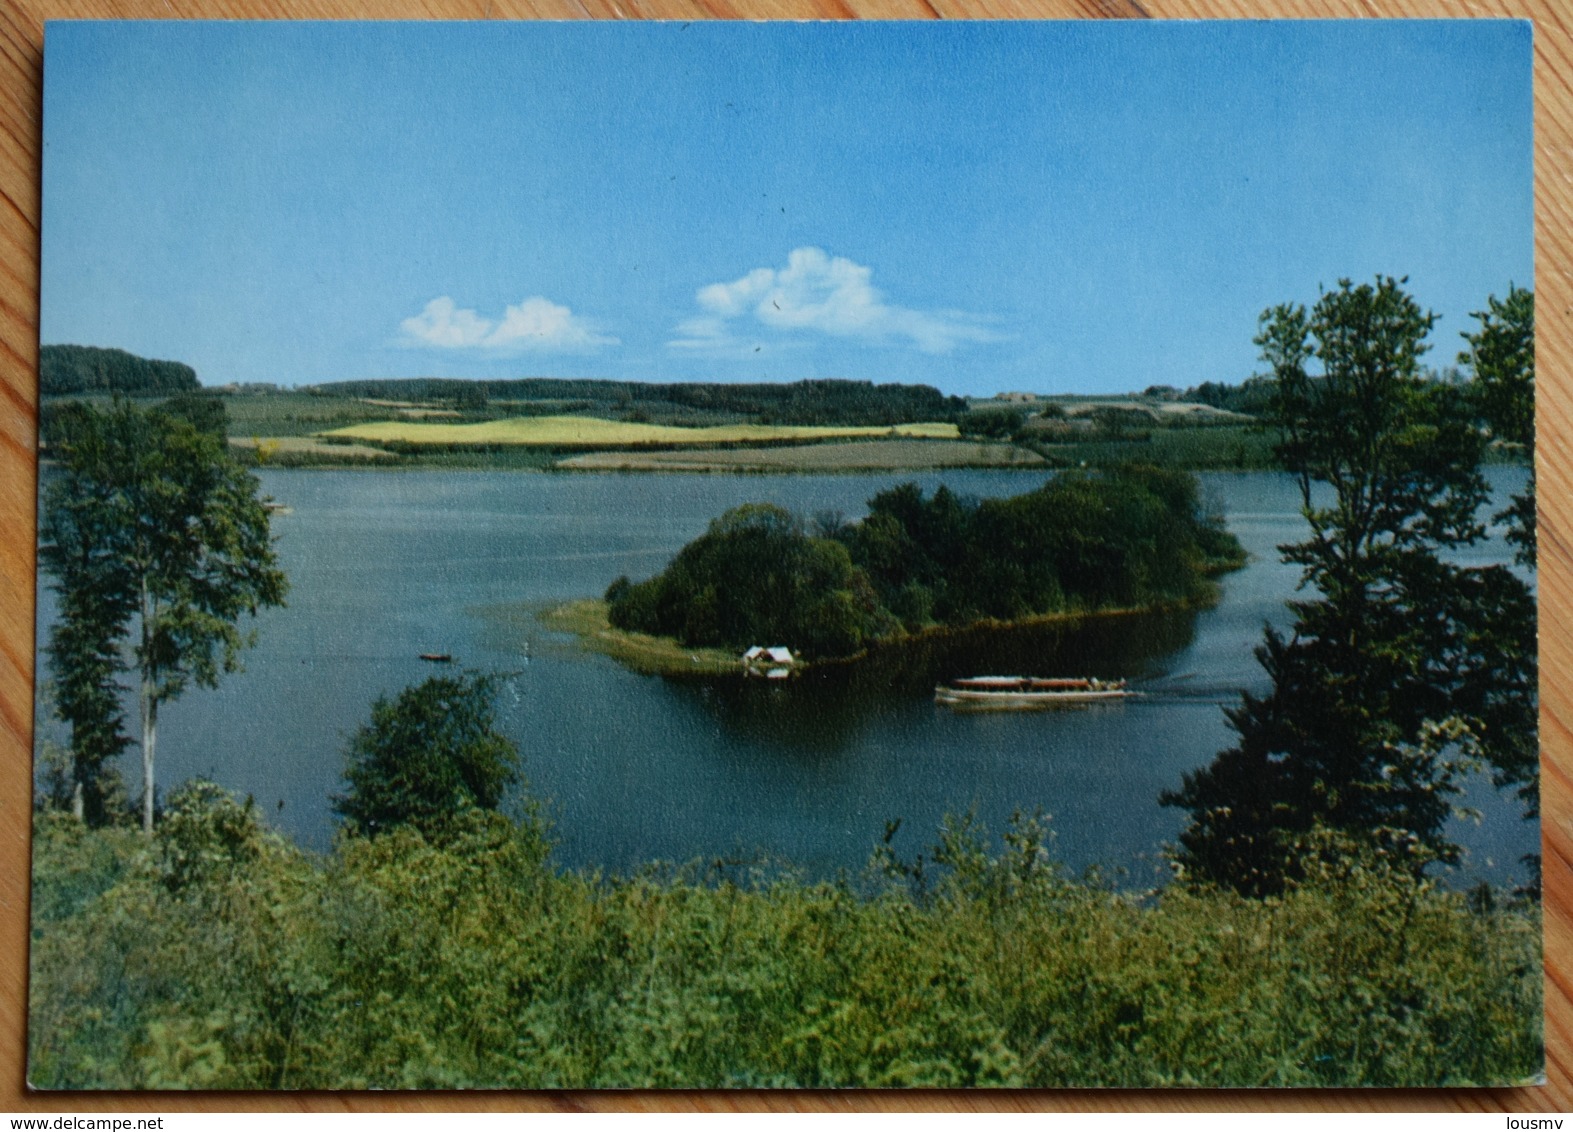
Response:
[0,0,1566,1112]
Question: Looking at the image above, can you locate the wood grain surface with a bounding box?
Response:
[0,1,1566,1113]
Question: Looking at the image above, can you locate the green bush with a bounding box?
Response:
[27,797,1541,1089]
[957,407,1026,439]
[333,672,522,838]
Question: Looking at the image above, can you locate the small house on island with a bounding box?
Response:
[742,646,796,678]
[742,646,796,666]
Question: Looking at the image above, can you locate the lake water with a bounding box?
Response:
[34,466,1538,888]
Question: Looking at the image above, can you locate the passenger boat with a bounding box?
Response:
[934,675,1131,708]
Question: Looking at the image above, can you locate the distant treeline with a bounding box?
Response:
[607,466,1245,659]
[1180,370,1469,420]
[41,345,200,396]
[310,377,968,427]
[1180,377,1277,416]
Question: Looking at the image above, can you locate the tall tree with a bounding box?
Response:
[40,404,137,823]
[1460,286,1539,866]
[1461,285,1535,564]
[41,401,288,833]
[1164,277,1536,895]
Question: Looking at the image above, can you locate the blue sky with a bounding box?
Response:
[41,20,1532,396]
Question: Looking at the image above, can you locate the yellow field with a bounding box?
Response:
[228,436,398,460]
[322,415,960,447]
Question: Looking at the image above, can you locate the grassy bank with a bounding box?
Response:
[228,436,398,464]
[540,599,743,675]
[28,803,1543,1089]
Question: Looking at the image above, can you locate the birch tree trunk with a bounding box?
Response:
[140,682,157,834]
[140,577,156,835]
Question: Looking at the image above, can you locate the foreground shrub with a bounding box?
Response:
[333,672,521,838]
[28,797,1541,1089]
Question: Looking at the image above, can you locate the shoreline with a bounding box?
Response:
[537,599,744,676]
[537,592,1231,679]
[225,435,1056,475]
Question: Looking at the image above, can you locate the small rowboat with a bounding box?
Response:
[419,653,453,663]
[935,676,1130,709]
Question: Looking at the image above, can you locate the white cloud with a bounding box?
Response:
[399,295,617,354]
[400,296,493,348]
[669,247,1001,357]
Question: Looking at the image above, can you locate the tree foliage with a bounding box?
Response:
[1088,405,1151,439]
[1164,278,1538,896]
[1182,375,1278,416]
[40,407,139,824]
[311,376,968,427]
[333,672,522,838]
[607,469,1244,659]
[607,504,895,658]
[1459,286,1539,890]
[1464,286,1534,448]
[1461,285,1535,565]
[855,467,1242,627]
[956,407,1026,439]
[41,345,199,396]
[158,391,230,438]
[40,400,287,832]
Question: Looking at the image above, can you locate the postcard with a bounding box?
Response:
[29,20,1540,1089]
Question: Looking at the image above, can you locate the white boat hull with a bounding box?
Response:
[934,681,1131,709]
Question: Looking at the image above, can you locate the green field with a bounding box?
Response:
[222,391,397,437]
[325,415,960,447]
[43,391,1362,474]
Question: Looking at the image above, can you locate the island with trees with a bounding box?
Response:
[588,464,1246,668]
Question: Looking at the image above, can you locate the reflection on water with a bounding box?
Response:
[668,608,1200,752]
